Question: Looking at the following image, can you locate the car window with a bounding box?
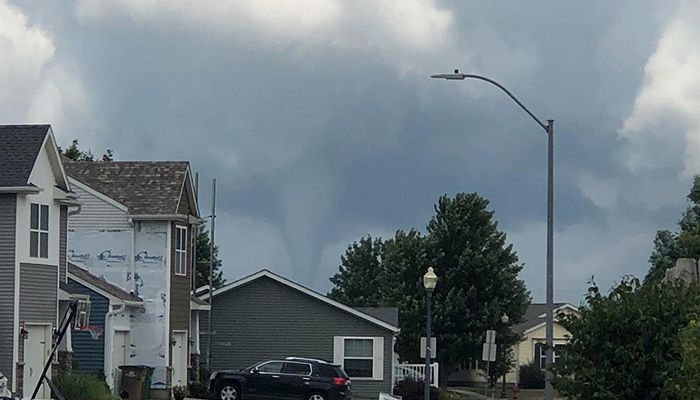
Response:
[282,362,311,375]
[257,361,284,373]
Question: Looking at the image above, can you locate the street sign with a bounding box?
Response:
[482,342,497,362]
[420,337,437,359]
[485,329,496,344]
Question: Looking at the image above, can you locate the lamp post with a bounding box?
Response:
[431,70,555,400]
[500,313,509,399]
[423,267,438,400]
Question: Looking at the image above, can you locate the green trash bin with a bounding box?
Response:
[119,365,154,400]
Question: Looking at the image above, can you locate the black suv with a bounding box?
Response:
[209,357,352,400]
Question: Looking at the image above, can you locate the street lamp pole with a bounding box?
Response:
[423,267,438,400]
[431,70,555,400]
[499,313,509,399]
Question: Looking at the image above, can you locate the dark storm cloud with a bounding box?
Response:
[7,0,693,301]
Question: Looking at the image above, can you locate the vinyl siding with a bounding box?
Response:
[0,195,16,382]
[59,206,67,283]
[65,278,108,374]
[18,263,58,362]
[200,277,395,399]
[67,182,131,231]
[170,223,191,363]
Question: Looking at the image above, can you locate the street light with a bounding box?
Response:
[423,267,438,400]
[431,69,556,400]
[500,313,509,399]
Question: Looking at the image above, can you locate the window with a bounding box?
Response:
[535,343,564,369]
[343,338,374,378]
[282,362,311,376]
[175,226,187,276]
[30,203,49,258]
[257,361,284,374]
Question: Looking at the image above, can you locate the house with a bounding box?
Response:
[197,270,399,400]
[511,303,578,375]
[63,160,200,396]
[448,303,579,386]
[0,125,79,398]
[63,262,143,388]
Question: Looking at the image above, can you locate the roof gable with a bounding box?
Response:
[199,269,399,333]
[514,303,579,334]
[0,125,50,188]
[63,160,193,215]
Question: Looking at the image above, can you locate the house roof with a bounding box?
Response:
[191,295,211,311]
[199,269,400,333]
[357,307,399,327]
[63,160,197,216]
[513,302,577,334]
[0,125,50,187]
[67,262,143,305]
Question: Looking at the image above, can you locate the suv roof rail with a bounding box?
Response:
[285,356,331,364]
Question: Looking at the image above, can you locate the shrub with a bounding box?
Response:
[518,362,544,389]
[393,378,439,400]
[189,381,211,399]
[173,385,187,400]
[56,373,113,400]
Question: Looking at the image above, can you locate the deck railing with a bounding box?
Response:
[393,363,439,387]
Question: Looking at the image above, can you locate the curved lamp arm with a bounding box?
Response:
[431,70,548,132]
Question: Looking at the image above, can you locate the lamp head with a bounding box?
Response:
[501,313,509,324]
[423,267,438,290]
[430,69,465,80]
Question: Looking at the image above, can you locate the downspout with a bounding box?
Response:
[105,303,126,389]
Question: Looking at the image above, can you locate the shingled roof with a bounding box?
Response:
[63,160,193,215]
[68,262,143,304]
[513,302,572,334]
[0,125,50,188]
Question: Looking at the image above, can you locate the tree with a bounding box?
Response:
[647,176,700,283]
[195,227,225,290]
[60,139,113,162]
[674,318,700,399]
[328,236,385,307]
[328,193,530,386]
[553,278,700,400]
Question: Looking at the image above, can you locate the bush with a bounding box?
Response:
[173,385,187,400]
[189,381,211,399]
[393,378,439,400]
[56,373,113,400]
[518,362,544,389]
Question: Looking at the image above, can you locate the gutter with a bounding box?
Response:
[0,186,42,194]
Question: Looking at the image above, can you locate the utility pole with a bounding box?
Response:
[207,177,216,371]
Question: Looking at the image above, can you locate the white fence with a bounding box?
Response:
[394,363,439,387]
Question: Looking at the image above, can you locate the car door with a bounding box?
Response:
[248,361,285,400]
[279,362,313,399]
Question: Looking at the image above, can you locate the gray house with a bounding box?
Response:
[0,125,79,398]
[198,270,399,400]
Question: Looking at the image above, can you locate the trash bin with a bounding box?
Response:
[119,365,154,400]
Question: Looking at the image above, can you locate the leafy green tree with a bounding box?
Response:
[554,278,700,400]
[195,227,225,289]
[60,139,113,162]
[673,319,700,399]
[647,176,700,283]
[329,193,530,385]
[329,236,385,307]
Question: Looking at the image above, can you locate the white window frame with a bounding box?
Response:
[175,226,187,276]
[29,203,49,259]
[333,336,384,381]
[534,342,563,368]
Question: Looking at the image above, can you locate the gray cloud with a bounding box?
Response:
[5,0,695,302]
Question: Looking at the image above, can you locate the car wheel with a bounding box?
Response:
[308,392,326,400]
[219,383,239,400]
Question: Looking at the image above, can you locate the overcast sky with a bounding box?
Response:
[3,0,698,304]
